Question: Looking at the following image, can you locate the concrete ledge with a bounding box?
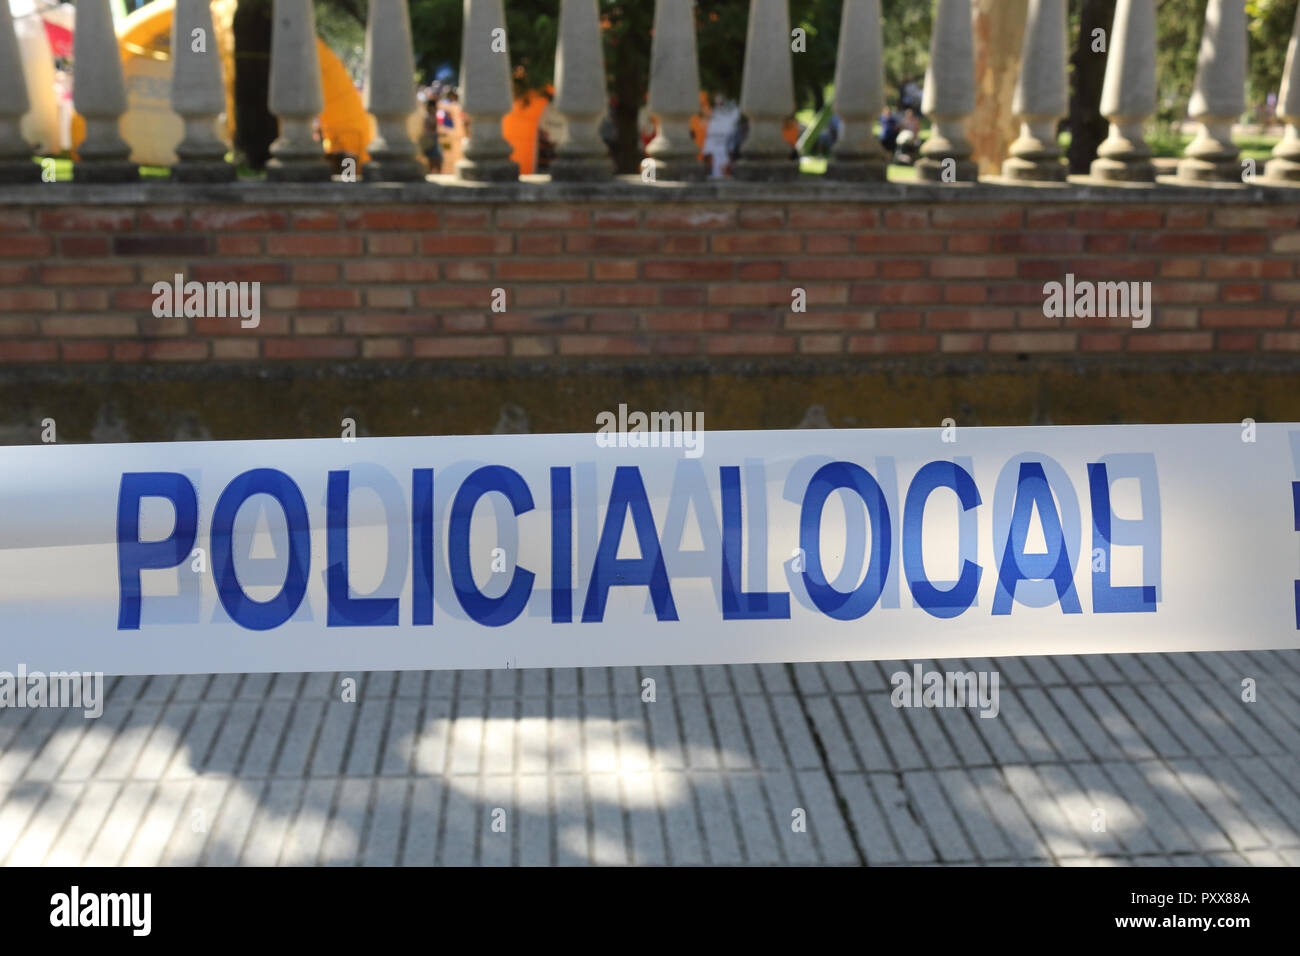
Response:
[2,173,1299,206]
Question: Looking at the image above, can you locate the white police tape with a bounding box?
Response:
[0,424,1297,676]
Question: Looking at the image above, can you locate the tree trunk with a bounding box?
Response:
[970,0,1028,175]
[1068,0,1117,173]
[232,0,276,170]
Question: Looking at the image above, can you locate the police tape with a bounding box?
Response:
[0,423,1297,676]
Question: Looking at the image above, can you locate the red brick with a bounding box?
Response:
[492,314,585,333]
[646,313,729,332]
[880,260,925,279]
[557,335,652,356]
[344,260,440,282]
[1125,332,1214,351]
[513,287,565,308]
[417,286,496,308]
[804,234,853,254]
[1213,208,1300,229]
[1262,332,1300,349]
[263,338,359,359]
[592,209,640,229]
[292,263,341,283]
[517,235,564,255]
[566,233,662,255]
[988,332,1078,353]
[346,208,439,230]
[798,334,843,353]
[882,209,928,230]
[499,260,589,280]
[267,234,363,256]
[788,259,878,279]
[850,283,944,305]
[737,262,784,280]
[0,317,37,336]
[593,261,639,281]
[190,209,289,231]
[567,286,658,306]
[39,209,134,232]
[1102,209,1162,229]
[1134,233,1222,254]
[421,234,512,255]
[0,236,51,257]
[367,234,417,256]
[39,316,135,338]
[729,311,782,331]
[930,258,1018,279]
[930,208,1023,229]
[705,334,796,355]
[441,210,492,230]
[784,311,874,330]
[40,264,135,284]
[644,261,734,280]
[1079,333,1126,351]
[294,316,341,335]
[443,261,494,281]
[215,236,263,256]
[848,334,939,353]
[339,315,434,335]
[645,208,736,230]
[710,233,802,255]
[212,338,260,360]
[663,235,707,254]
[292,211,341,230]
[947,234,992,254]
[789,208,876,229]
[496,208,589,230]
[0,290,57,311]
[925,310,1016,330]
[190,263,289,282]
[1200,309,1287,328]
[939,333,985,352]
[877,310,923,330]
[143,340,210,361]
[739,207,785,229]
[0,341,58,362]
[60,341,112,361]
[854,234,945,253]
[1164,209,1208,228]
[362,338,408,359]
[1220,283,1263,303]
[1217,332,1259,350]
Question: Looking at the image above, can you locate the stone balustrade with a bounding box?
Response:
[2,0,1299,189]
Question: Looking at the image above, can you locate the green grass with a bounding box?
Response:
[33,156,263,181]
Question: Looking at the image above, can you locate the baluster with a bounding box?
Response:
[1265,2,1300,183]
[363,0,424,181]
[171,0,236,182]
[827,0,888,182]
[1091,0,1156,183]
[916,0,977,183]
[457,0,519,181]
[646,0,706,181]
[1002,0,1068,182]
[733,0,799,182]
[1177,0,1247,183]
[267,0,332,181]
[551,0,613,181]
[73,0,138,182]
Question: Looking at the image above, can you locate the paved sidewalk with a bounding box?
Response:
[1,650,1298,866]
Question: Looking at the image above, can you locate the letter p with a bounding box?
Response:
[118,473,199,629]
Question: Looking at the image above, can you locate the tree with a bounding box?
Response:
[1068,0,1116,174]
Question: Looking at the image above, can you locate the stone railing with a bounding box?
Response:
[2,0,1299,188]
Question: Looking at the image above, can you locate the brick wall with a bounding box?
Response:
[2,182,1299,365]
